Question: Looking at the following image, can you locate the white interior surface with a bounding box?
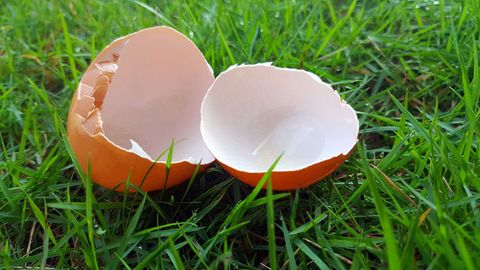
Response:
[201,64,359,172]
[98,27,215,163]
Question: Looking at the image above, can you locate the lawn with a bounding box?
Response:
[1,0,479,269]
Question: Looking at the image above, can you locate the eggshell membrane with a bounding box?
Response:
[200,64,359,190]
[67,27,215,192]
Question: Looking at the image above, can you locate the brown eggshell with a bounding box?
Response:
[200,64,359,190]
[67,27,215,192]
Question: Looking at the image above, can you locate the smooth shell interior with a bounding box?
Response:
[76,27,215,164]
[200,64,359,172]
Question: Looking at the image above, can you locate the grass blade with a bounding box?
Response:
[266,169,276,269]
[358,143,400,270]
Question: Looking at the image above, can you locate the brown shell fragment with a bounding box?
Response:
[67,27,215,192]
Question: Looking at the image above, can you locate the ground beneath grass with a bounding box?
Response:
[1,0,479,269]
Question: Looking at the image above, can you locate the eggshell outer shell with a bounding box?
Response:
[218,150,353,190]
[67,27,214,192]
[68,110,210,191]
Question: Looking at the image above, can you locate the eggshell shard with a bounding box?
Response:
[200,64,359,190]
[67,26,215,192]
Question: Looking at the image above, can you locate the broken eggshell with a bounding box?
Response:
[200,64,359,190]
[67,26,215,192]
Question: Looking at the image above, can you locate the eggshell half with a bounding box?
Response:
[200,64,359,190]
[67,26,215,192]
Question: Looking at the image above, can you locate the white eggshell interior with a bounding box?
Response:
[200,64,359,172]
[86,27,215,164]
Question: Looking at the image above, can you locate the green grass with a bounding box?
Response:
[1,0,479,268]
